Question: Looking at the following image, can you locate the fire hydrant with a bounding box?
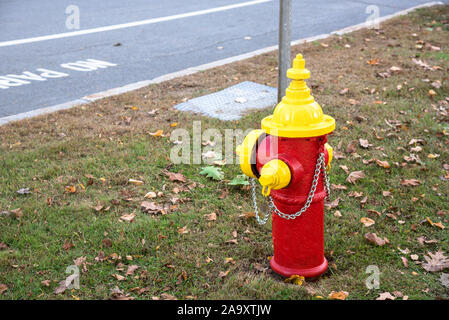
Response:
[236,54,335,278]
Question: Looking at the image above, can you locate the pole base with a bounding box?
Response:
[270,256,328,278]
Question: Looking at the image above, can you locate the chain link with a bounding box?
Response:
[250,152,330,224]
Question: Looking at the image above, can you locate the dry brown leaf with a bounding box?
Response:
[422,250,449,272]
[163,170,186,183]
[62,241,74,251]
[160,293,177,300]
[112,274,126,281]
[360,217,375,227]
[177,226,190,234]
[140,201,163,214]
[218,270,230,278]
[204,212,217,221]
[0,284,8,295]
[375,159,390,169]
[346,171,365,184]
[284,275,305,286]
[325,197,341,209]
[339,165,349,174]
[400,179,420,187]
[120,213,135,222]
[359,138,372,149]
[128,179,144,186]
[328,291,348,300]
[376,292,396,300]
[345,141,357,154]
[365,233,389,246]
[65,186,76,193]
[41,280,51,287]
[126,265,139,276]
[144,191,157,199]
[331,184,347,190]
[149,129,164,137]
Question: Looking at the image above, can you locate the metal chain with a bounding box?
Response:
[251,178,272,225]
[250,152,330,224]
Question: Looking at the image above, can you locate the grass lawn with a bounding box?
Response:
[0,5,448,300]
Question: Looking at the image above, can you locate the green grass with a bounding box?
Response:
[0,5,448,300]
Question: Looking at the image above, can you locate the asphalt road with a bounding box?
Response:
[0,0,446,118]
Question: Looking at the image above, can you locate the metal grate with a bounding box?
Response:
[174,81,276,120]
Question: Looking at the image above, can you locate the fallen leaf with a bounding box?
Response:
[375,159,390,169]
[110,286,134,300]
[16,188,31,195]
[0,284,8,295]
[339,88,349,95]
[284,275,305,286]
[412,58,433,71]
[328,291,348,300]
[112,274,126,281]
[199,166,224,180]
[359,139,372,149]
[65,186,76,193]
[401,256,409,268]
[129,179,144,186]
[339,165,349,174]
[218,270,230,278]
[346,171,365,184]
[253,263,268,272]
[376,292,396,300]
[62,241,74,251]
[141,201,164,214]
[360,217,375,227]
[440,273,449,288]
[41,280,51,287]
[126,265,139,276]
[120,213,135,222]
[160,293,177,300]
[149,129,164,137]
[422,250,449,272]
[331,184,347,190]
[325,197,341,209]
[163,170,186,183]
[204,212,217,221]
[235,97,247,103]
[144,191,157,199]
[365,233,389,246]
[177,226,190,234]
[400,179,420,187]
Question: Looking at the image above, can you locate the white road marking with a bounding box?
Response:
[0,59,116,90]
[0,0,272,48]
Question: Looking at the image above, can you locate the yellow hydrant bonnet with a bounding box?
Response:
[261,54,335,138]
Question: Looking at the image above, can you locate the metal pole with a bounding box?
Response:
[278,0,292,103]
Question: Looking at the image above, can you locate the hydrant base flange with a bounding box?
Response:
[270,256,328,278]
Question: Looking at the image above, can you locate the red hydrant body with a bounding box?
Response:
[256,135,331,278]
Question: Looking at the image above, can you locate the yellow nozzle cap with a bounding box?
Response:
[261,54,335,138]
[236,129,265,178]
[258,159,291,196]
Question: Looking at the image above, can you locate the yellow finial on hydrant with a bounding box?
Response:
[261,54,335,137]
